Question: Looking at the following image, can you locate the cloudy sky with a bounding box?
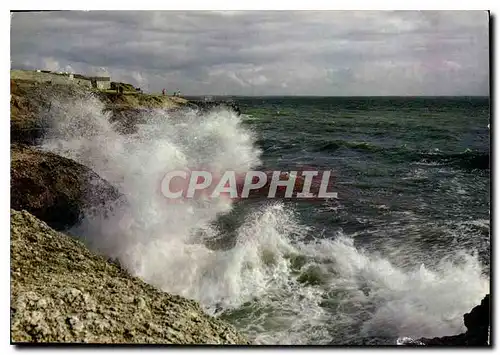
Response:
[10,10,489,96]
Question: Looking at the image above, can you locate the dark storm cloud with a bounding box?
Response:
[10,10,489,95]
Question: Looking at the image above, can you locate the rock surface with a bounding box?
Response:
[11,79,99,145]
[10,209,249,344]
[10,144,123,231]
[402,294,491,346]
[10,79,46,145]
[10,75,189,145]
[189,100,241,115]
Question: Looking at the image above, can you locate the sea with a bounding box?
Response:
[40,94,490,345]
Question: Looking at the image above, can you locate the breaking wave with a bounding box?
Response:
[39,92,489,344]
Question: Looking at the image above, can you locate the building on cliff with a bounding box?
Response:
[75,74,111,90]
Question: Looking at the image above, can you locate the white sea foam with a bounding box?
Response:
[39,93,489,344]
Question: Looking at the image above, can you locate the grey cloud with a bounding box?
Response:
[10,10,489,96]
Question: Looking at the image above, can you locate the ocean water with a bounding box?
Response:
[40,94,490,345]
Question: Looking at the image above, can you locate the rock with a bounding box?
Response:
[10,209,249,344]
[104,106,150,135]
[412,294,490,346]
[189,100,241,115]
[10,144,123,230]
[10,79,93,145]
[10,79,44,145]
[10,77,189,143]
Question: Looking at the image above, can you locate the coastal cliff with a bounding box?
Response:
[10,71,488,345]
[10,74,189,144]
[10,73,249,344]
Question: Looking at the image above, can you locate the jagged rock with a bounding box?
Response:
[10,209,249,344]
[10,144,123,230]
[413,294,490,346]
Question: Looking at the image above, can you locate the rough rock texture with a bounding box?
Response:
[406,294,490,346]
[10,79,45,145]
[10,209,249,344]
[11,144,123,231]
[11,79,95,145]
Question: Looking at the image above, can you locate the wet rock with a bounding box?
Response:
[10,79,90,145]
[10,209,249,344]
[10,144,123,230]
[189,100,241,115]
[412,294,490,346]
[10,79,45,145]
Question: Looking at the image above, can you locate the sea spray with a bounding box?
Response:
[39,93,489,344]
[296,236,489,341]
[40,91,261,268]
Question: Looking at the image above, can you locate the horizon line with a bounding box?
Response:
[182,94,490,98]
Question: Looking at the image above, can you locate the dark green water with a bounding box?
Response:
[241,97,490,263]
[217,96,490,344]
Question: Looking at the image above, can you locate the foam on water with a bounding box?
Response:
[40,93,489,344]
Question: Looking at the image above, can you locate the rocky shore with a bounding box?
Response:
[411,294,490,346]
[11,209,249,344]
[11,144,123,231]
[10,78,189,144]
[10,75,249,344]
[10,73,489,345]
[11,77,241,142]
[188,99,241,115]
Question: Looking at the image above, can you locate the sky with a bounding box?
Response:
[10,10,489,96]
